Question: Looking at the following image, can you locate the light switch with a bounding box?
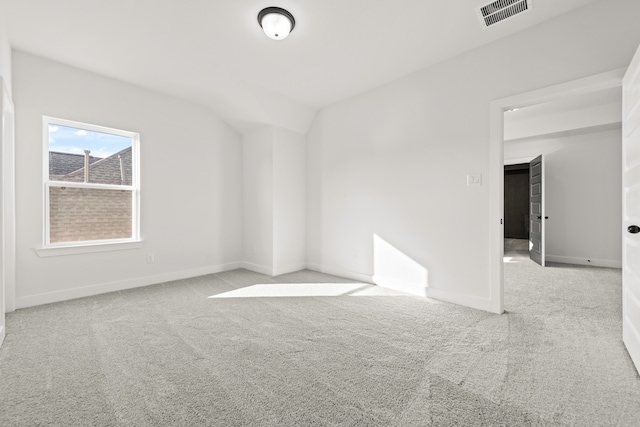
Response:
[467,173,482,186]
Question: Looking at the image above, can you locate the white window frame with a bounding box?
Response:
[38,116,141,256]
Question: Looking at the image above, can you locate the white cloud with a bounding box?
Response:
[75,130,87,136]
[90,148,113,158]
[48,125,59,133]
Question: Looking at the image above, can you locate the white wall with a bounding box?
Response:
[242,126,306,276]
[273,127,306,275]
[505,128,622,267]
[13,51,243,308]
[0,0,11,97]
[306,0,640,311]
[242,126,274,274]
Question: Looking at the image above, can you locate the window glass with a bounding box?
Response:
[49,187,132,244]
[48,124,133,185]
[44,118,139,246]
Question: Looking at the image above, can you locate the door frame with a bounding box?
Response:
[1,78,15,315]
[0,77,14,346]
[488,69,625,314]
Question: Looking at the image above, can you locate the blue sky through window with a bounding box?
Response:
[48,124,132,158]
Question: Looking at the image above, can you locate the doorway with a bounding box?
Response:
[503,163,530,261]
[489,69,625,314]
[504,163,530,240]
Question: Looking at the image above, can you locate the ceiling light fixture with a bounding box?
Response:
[258,7,295,41]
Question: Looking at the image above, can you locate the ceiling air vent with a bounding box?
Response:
[477,0,531,28]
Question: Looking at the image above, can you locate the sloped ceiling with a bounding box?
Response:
[5,0,602,134]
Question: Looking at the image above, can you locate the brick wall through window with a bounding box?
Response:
[49,187,132,243]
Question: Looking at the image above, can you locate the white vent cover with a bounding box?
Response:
[477,0,531,28]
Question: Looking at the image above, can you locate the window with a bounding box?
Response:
[43,117,140,248]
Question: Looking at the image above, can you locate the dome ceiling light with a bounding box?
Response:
[258,7,295,41]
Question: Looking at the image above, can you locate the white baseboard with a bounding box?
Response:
[15,262,243,309]
[545,255,621,269]
[273,263,307,277]
[372,275,427,297]
[237,262,309,277]
[426,288,496,313]
[306,264,497,312]
[14,260,503,314]
[0,325,5,348]
[240,261,274,276]
[305,263,373,284]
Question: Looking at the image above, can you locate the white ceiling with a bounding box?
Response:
[5,0,602,134]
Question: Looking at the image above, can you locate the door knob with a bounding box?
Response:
[629,225,640,234]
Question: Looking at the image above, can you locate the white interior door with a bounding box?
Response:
[0,90,4,347]
[622,44,640,374]
[0,79,6,346]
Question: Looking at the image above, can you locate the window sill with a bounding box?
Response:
[34,240,144,258]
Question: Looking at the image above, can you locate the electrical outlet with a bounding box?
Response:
[146,254,155,264]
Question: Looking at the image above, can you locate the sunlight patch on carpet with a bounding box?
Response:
[209,282,407,299]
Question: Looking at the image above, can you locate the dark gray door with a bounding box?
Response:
[529,155,545,266]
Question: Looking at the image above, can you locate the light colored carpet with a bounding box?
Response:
[0,256,639,426]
